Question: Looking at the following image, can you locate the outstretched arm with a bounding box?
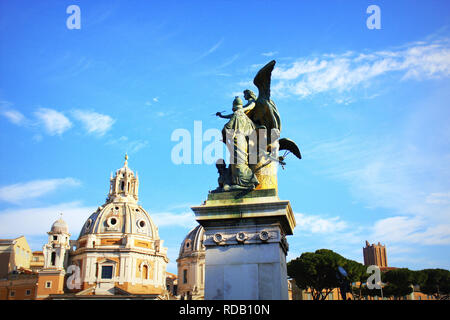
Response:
[216,112,233,119]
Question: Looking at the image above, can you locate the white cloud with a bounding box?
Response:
[72,109,115,136]
[261,51,278,57]
[426,192,450,204]
[0,201,95,239]
[304,128,450,247]
[107,136,148,153]
[294,212,347,234]
[34,108,72,135]
[272,38,450,98]
[1,109,26,125]
[372,216,450,245]
[0,178,81,204]
[196,39,223,61]
[150,211,197,228]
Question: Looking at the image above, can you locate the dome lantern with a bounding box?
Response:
[107,154,139,203]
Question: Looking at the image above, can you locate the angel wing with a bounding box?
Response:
[254,60,276,100]
[279,138,302,159]
[246,60,281,132]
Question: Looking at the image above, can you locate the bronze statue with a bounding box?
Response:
[212,159,232,192]
[215,60,301,191]
[216,97,259,190]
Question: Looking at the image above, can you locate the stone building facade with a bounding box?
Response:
[177,224,205,300]
[363,240,388,268]
[0,155,170,299]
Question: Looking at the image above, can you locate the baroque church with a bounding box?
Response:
[1,155,170,299]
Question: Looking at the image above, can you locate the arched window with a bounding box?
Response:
[143,265,148,279]
[121,181,125,191]
[183,269,188,284]
[51,252,56,266]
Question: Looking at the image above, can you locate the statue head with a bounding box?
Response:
[243,89,256,101]
[232,96,243,111]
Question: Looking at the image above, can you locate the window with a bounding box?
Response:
[26,289,31,296]
[45,281,52,288]
[53,235,58,241]
[142,265,148,279]
[10,290,15,297]
[51,252,56,266]
[183,269,188,284]
[101,266,113,279]
[200,265,204,284]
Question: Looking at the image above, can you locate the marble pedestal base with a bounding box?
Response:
[191,189,296,300]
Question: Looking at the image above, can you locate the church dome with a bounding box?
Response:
[179,224,205,257]
[78,154,158,240]
[71,155,168,297]
[78,201,158,239]
[50,217,69,234]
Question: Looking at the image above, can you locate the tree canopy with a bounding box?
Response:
[287,249,366,300]
[287,249,450,300]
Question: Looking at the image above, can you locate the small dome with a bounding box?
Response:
[179,224,205,257]
[51,218,69,234]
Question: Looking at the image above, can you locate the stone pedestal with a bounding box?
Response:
[191,189,295,300]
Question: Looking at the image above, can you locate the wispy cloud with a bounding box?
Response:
[272,38,450,99]
[72,109,115,136]
[261,51,278,57]
[145,97,159,106]
[304,128,450,248]
[372,216,450,246]
[107,136,148,154]
[426,192,450,205]
[150,211,197,228]
[294,212,348,234]
[0,201,94,240]
[34,108,72,135]
[0,178,81,204]
[1,109,26,125]
[195,39,224,61]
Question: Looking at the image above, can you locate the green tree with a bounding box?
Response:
[287,249,352,300]
[381,268,414,300]
[343,259,369,300]
[419,269,450,300]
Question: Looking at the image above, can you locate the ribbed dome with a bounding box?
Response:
[77,155,159,241]
[51,218,69,234]
[179,224,205,257]
[78,201,158,239]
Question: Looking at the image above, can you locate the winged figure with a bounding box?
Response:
[245,60,282,133]
[244,60,301,162]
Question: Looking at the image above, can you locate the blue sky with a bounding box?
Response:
[0,0,449,274]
